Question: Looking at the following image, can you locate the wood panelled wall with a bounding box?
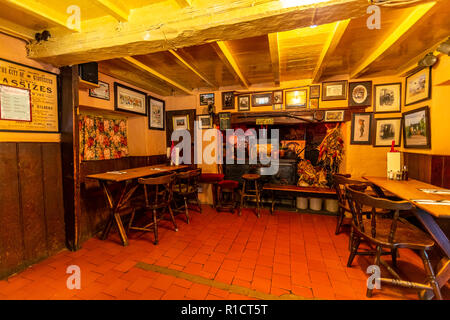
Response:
[79,155,166,243]
[404,152,450,188]
[0,142,65,279]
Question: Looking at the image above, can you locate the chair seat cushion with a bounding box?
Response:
[218,180,239,189]
[199,173,224,183]
[360,217,434,249]
[242,174,260,180]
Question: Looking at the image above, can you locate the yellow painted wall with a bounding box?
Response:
[0,33,60,142]
[166,57,450,180]
[79,73,166,156]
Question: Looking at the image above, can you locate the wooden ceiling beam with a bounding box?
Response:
[168,49,218,88]
[312,19,350,83]
[350,2,436,79]
[268,33,281,86]
[0,17,35,40]
[3,0,80,32]
[122,56,194,95]
[98,64,173,96]
[212,41,250,89]
[396,37,448,76]
[26,0,373,66]
[175,0,192,8]
[92,0,129,22]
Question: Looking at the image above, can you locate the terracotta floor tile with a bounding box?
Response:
[2,206,446,301]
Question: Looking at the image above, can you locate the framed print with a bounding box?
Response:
[402,106,431,149]
[89,81,110,100]
[322,81,347,101]
[238,95,250,111]
[222,91,235,110]
[374,83,401,113]
[285,88,307,109]
[114,83,147,115]
[405,67,431,106]
[197,114,213,129]
[324,110,345,122]
[373,117,402,147]
[310,85,320,99]
[309,98,319,109]
[200,93,215,106]
[218,112,231,130]
[349,81,372,107]
[0,58,58,133]
[273,103,283,111]
[252,93,273,107]
[148,96,165,130]
[273,90,283,104]
[173,114,190,131]
[351,113,373,145]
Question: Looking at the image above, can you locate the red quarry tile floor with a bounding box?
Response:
[0,205,449,300]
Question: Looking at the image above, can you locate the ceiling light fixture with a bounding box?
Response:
[418,52,438,68]
[437,38,450,56]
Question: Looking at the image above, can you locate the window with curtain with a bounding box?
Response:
[79,114,129,161]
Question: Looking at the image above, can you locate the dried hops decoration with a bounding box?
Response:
[297,123,344,187]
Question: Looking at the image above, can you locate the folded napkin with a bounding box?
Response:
[419,188,450,195]
[106,171,127,174]
[412,199,450,206]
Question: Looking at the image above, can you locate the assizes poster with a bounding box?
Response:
[0,59,58,132]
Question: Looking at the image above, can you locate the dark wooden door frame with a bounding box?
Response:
[60,66,81,251]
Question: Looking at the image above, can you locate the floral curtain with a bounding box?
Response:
[79,114,129,161]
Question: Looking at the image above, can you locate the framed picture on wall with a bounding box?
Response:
[374,83,401,113]
[405,67,432,106]
[402,106,431,149]
[89,81,110,100]
[200,93,215,106]
[238,95,250,111]
[114,83,147,115]
[252,92,273,107]
[324,110,345,122]
[309,98,319,109]
[373,117,402,147]
[350,113,373,145]
[285,88,307,109]
[273,90,283,104]
[218,112,231,130]
[222,91,235,110]
[197,114,213,129]
[309,85,320,99]
[322,80,347,101]
[349,81,372,107]
[173,115,190,131]
[148,96,165,130]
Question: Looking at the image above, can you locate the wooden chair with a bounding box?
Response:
[128,173,177,245]
[345,185,442,300]
[172,168,202,224]
[239,173,261,218]
[333,174,373,235]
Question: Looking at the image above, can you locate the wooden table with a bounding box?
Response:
[364,176,450,298]
[86,164,189,246]
[263,184,336,215]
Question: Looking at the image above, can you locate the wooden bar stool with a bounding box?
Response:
[217,180,239,213]
[239,173,261,218]
[128,173,177,245]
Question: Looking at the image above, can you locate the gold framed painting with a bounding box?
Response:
[285,88,307,109]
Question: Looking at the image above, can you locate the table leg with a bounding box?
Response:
[414,208,450,298]
[99,180,139,246]
[271,190,275,215]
